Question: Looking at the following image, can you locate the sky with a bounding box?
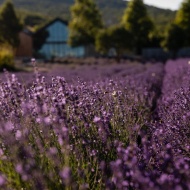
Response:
[125,0,183,10]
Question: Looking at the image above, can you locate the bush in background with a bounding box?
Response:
[0,46,15,71]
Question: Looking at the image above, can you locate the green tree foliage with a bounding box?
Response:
[0,0,22,48]
[162,0,190,57]
[162,24,185,55]
[148,30,163,48]
[33,29,49,52]
[175,0,190,46]
[121,0,154,54]
[69,0,103,47]
[96,29,110,54]
[16,9,52,30]
[24,14,47,28]
[96,25,133,61]
[0,45,14,71]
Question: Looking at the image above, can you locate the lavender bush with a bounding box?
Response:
[156,59,190,159]
[0,59,190,190]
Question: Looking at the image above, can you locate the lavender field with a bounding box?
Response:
[0,59,190,190]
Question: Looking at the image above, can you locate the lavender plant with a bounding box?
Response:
[0,58,189,190]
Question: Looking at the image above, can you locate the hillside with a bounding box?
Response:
[0,0,176,30]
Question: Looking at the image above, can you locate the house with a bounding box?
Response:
[34,18,85,59]
[16,28,33,58]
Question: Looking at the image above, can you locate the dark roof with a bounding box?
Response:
[35,18,68,34]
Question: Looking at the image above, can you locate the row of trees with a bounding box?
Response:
[1,0,190,60]
[69,0,190,59]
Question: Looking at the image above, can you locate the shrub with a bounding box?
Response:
[0,46,15,71]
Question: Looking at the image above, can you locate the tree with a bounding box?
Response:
[33,29,49,52]
[174,0,190,46]
[162,23,185,58]
[121,0,154,54]
[96,25,134,62]
[147,30,163,48]
[96,29,110,55]
[24,14,47,27]
[162,0,190,58]
[0,0,23,48]
[68,0,103,47]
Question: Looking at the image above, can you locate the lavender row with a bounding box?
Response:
[102,59,190,190]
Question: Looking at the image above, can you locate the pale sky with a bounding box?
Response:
[124,0,183,10]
